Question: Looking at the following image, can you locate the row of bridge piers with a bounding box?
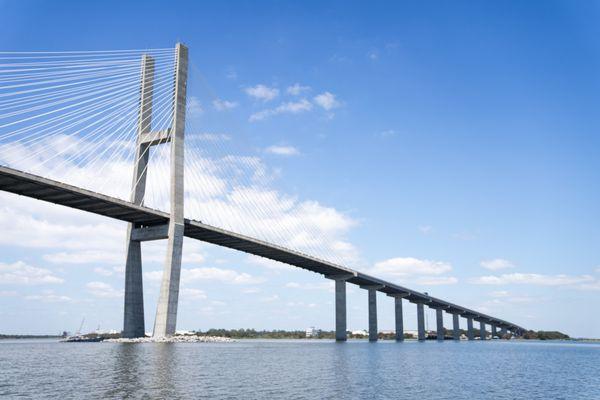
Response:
[333,276,520,341]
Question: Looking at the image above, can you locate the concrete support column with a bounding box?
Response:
[368,288,378,342]
[491,324,498,338]
[361,284,384,342]
[500,326,507,337]
[153,43,188,338]
[327,273,355,342]
[123,54,155,339]
[417,303,426,341]
[452,313,460,341]
[479,321,486,340]
[467,317,474,340]
[435,308,444,341]
[394,296,404,341]
[335,279,347,341]
[387,293,407,342]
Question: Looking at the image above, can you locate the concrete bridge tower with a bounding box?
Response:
[122,44,188,338]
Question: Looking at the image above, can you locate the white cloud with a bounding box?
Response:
[481,259,515,271]
[180,288,207,300]
[245,84,279,102]
[259,294,279,303]
[418,225,432,234]
[188,96,203,117]
[0,290,17,297]
[246,255,292,271]
[1,130,359,275]
[578,281,600,291]
[489,290,510,298]
[367,257,456,286]
[212,99,238,111]
[24,293,72,302]
[225,66,237,80]
[367,50,379,60]
[188,132,231,142]
[284,281,334,291]
[265,145,300,156]
[313,92,340,111]
[249,99,312,121]
[416,276,458,285]
[287,83,310,96]
[94,267,114,277]
[371,257,452,278]
[470,273,595,286]
[86,281,121,298]
[0,261,63,285]
[144,267,263,286]
[44,250,122,265]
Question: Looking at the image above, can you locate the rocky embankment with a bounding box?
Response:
[105,335,235,343]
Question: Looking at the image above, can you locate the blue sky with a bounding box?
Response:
[0,0,599,337]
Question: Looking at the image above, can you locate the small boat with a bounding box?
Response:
[61,335,103,343]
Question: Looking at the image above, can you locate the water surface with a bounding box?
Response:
[1,339,599,399]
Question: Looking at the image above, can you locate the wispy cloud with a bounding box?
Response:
[249,99,312,121]
[418,225,432,234]
[371,257,452,277]
[416,276,458,285]
[213,99,238,111]
[245,84,279,102]
[86,281,121,298]
[265,145,300,156]
[379,129,396,138]
[287,83,310,96]
[0,261,63,285]
[284,281,334,292]
[225,66,237,80]
[187,96,203,117]
[470,273,594,286]
[481,259,515,271]
[313,92,340,111]
[24,292,72,303]
[367,257,456,285]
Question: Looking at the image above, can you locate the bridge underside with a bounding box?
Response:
[0,166,524,332]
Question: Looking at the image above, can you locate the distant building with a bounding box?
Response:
[351,330,368,337]
[305,327,319,338]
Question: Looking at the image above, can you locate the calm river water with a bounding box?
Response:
[1,339,599,399]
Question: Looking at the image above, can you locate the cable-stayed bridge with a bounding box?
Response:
[0,44,524,340]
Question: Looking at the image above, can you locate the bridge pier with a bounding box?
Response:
[387,293,407,341]
[415,301,426,341]
[433,307,445,341]
[479,321,486,340]
[327,273,354,341]
[500,326,507,337]
[491,324,498,338]
[466,316,474,340]
[361,285,383,342]
[452,313,460,340]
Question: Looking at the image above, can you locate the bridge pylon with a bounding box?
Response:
[122,44,188,338]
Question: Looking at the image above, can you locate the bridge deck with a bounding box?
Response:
[0,166,523,331]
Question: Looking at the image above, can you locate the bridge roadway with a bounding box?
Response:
[0,165,524,334]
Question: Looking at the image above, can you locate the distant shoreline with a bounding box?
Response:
[2,334,598,342]
[0,335,62,339]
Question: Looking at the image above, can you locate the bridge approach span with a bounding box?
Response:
[0,165,524,333]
